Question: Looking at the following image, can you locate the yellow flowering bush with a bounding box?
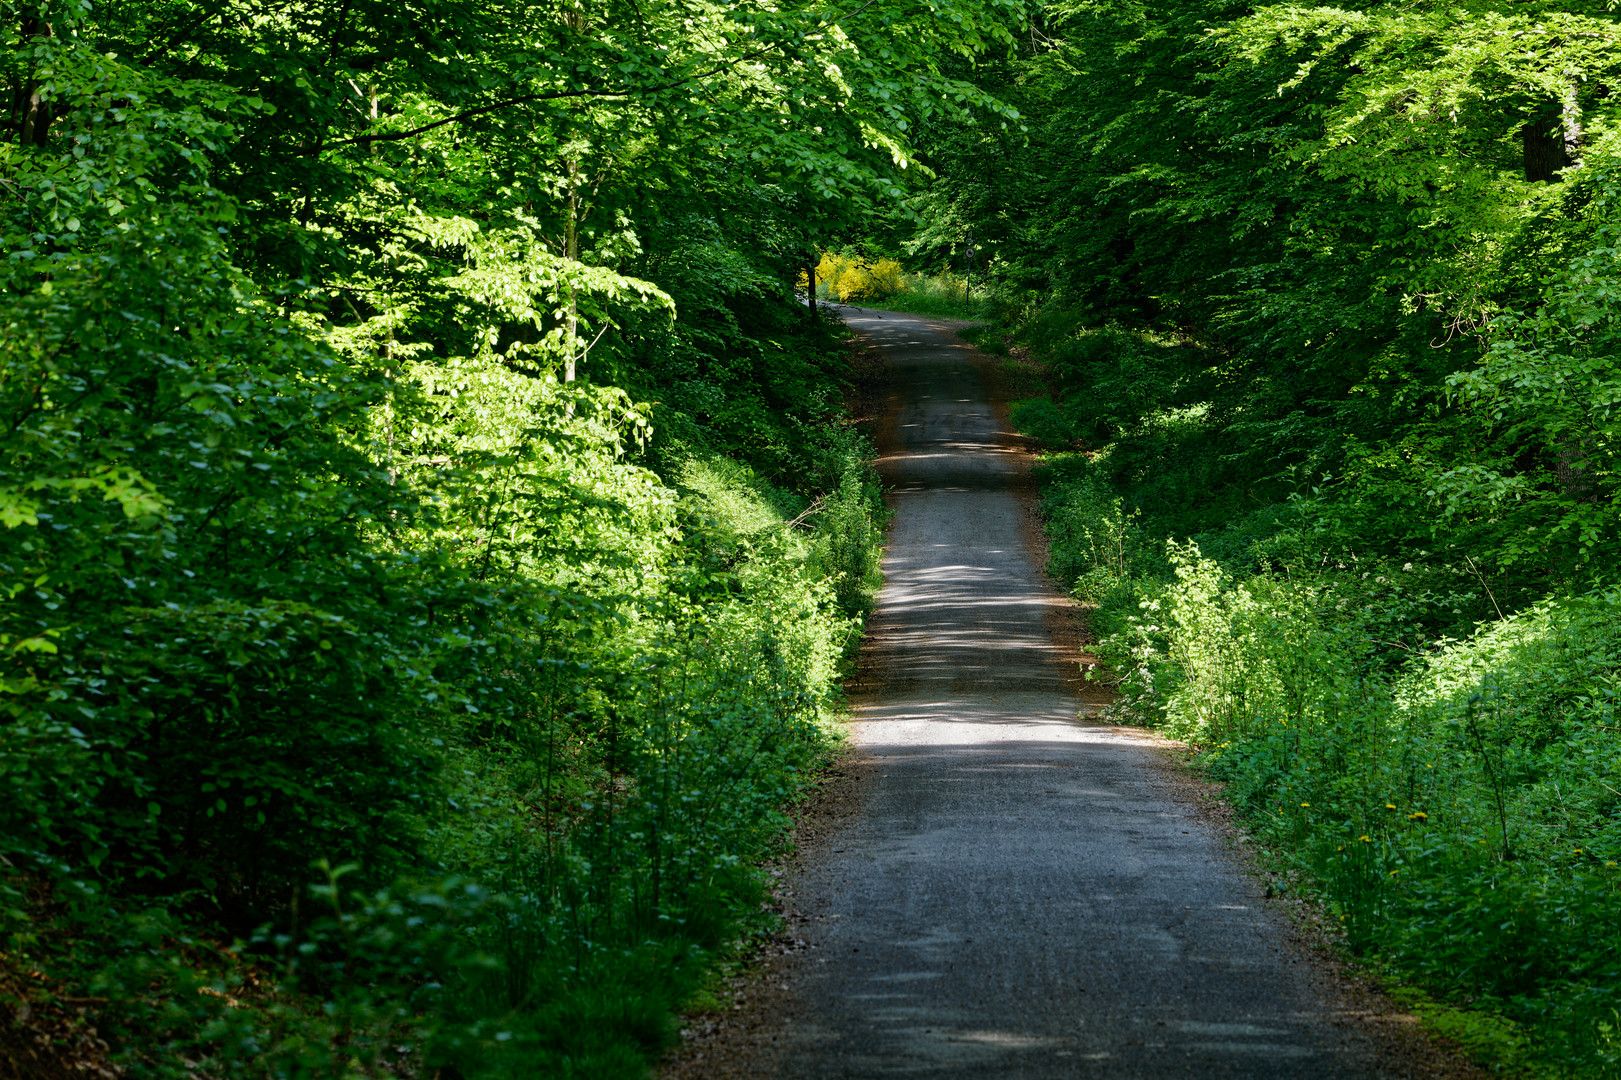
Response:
[803,251,906,302]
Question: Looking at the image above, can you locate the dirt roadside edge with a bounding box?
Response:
[657,313,894,1080]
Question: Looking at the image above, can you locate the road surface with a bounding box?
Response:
[774,306,1385,1078]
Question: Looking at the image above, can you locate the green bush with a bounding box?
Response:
[0,75,460,914]
[1009,399,1081,450]
[813,461,885,624]
[1093,546,1621,1077]
[0,42,888,1076]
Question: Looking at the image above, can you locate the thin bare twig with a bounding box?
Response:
[1463,554,1505,621]
[783,495,828,530]
[570,321,612,371]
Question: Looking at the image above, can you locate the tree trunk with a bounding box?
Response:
[806,253,817,319]
[1523,86,1581,183]
[1555,435,1594,503]
[560,0,585,382]
[12,11,52,147]
[963,229,975,303]
[565,159,580,382]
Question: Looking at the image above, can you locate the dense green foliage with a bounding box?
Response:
[12,0,1620,1070]
[0,0,1026,1074]
[910,0,1621,1073]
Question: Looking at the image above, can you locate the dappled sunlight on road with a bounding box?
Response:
[777,307,1384,1079]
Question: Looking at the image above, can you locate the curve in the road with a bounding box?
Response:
[777,306,1385,1079]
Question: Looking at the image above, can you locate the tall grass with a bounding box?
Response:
[852,274,988,320]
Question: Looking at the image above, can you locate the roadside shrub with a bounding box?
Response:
[808,252,906,302]
[0,70,885,1077]
[1039,464,1139,596]
[1093,545,1621,1076]
[1010,398,1081,449]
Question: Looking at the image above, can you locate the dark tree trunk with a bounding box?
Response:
[1523,105,1568,182]
[11,11,51,147]
[806,254,817,319]
[17,82,49,146]
[1523,88,1581,183]
[1555,436,1595,503]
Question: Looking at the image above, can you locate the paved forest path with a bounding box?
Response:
[772,307,1388,1078]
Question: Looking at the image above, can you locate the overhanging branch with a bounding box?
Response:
[321,87,642,150]
[320,0,884,153]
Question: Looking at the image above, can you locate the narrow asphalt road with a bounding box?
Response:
[776,306,1386,1078]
